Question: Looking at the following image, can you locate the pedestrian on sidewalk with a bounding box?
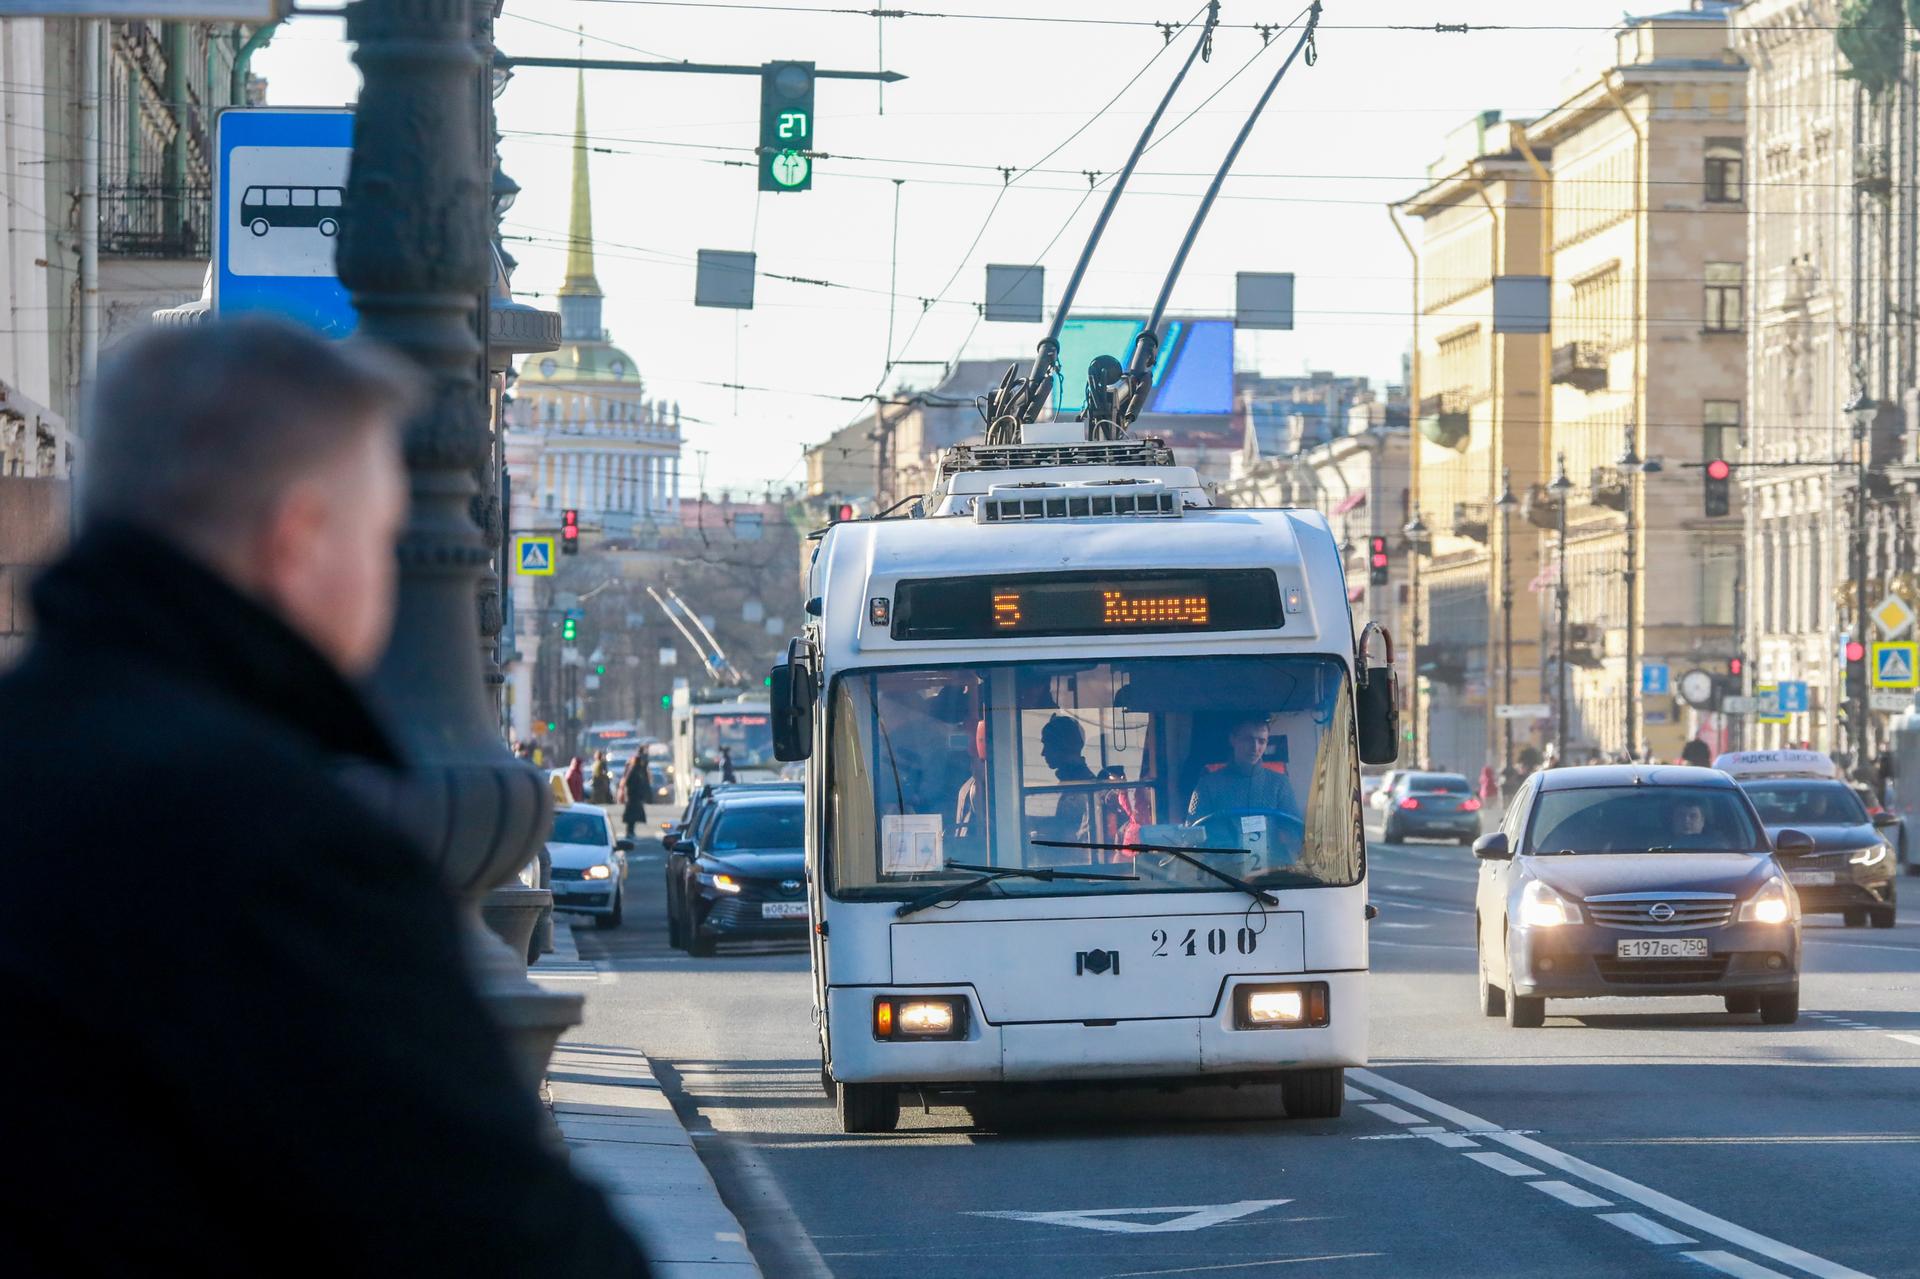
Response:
[618,753,650,837]
[0,318,649,1276]
[589,749,615,804]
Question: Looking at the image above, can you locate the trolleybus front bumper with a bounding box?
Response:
[825,969,1366,1085]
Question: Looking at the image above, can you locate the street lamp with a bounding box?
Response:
[1404,511,1431,768]
[1550,455,1574,766]
[1846,387,1877,772]
[338,0,578,1086]
[491,160,520,220]
[1495,470,1518,774]
[1616,425,1660,762]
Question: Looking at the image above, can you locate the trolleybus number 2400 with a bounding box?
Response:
[1151,926,1261,958]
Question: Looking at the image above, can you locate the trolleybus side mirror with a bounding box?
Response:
[1354,622,1400,766]
[770,659,816,762]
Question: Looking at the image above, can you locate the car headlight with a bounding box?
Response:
[584,863,612,881]
[707,872,742,894]
[1739,874,1794,925]
[1848,843,1891,867]
[873,996,968,1040]
[1518,879,1581,928]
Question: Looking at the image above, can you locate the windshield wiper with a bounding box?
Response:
[1032,839,1279,907]
[894,860,1138,918]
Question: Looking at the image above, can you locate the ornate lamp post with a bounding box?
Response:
[1615,427,1661,762]
[1846,387,1877,773]
[1550,455,1574,765]
[1495,469,1518,774]
[1404,511,1432,767]
[338,0,579,1086]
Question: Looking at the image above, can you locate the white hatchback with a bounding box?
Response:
[548,804,633,929]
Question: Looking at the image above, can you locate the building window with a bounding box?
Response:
[1701,546,1736,628]
[1705,140,1743,203]
[1703,400,1741,459]
[1704,263,1743,332]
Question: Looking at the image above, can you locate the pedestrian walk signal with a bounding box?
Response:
[1703,458,1731,517]
[562,508,580,555]
[759,61,815,192]
[1368,536,1390,586]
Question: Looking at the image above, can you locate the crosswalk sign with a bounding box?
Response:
[515,536,556,576]
[1871,640,1918,689]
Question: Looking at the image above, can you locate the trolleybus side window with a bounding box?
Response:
[824,655,1361,899]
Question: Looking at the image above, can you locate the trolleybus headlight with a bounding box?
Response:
[1738,875,1794,925]
[1233,982,1330,1030]
[873,996,968,1041]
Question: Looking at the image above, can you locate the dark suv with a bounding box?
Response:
[1382,772,1483,844]
[666,793,807,956]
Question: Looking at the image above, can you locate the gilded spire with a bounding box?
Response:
[560,69,600,299]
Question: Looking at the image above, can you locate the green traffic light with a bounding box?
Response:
[595,664,607,675]
[546,721,557,732]
[659,694,672,709]
[763,675,773,687]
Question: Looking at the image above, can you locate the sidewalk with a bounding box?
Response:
[540,921,761,1279]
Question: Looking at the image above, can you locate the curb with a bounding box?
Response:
[542,918,760,1278]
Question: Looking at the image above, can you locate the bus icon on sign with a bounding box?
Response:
[240,185,345,238]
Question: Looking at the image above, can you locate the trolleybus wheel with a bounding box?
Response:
[837,1082,899,1133]
[1279,1067,1344,1120]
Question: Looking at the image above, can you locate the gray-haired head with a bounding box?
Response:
[82,316,423,556]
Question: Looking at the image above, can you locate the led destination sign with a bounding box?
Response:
[892,570,1282,641]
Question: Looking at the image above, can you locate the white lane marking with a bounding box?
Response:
[1352,1069,1872,1279]
[1463,1151,1540,1177]
[1424,1132,1479,1149]
[1368,892,1474,918]
[1888,1033,1920,1048]
[1106,1253,1384,1277]
[967,1199,1291,1235]
[1803,936,1920,953]
[1370,939,1477,952]
[1600,1212,1697,1246]
[1367,863,1479,887]
[1531,1179,1612,1209]
[1683,1251,1794,1279]
[1376,921,1432,930]
[1361,1102,1424,1125]
[1343,1084,1376,1102]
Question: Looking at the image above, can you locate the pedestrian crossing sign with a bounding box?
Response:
[515,536,556,576]
[1871,640,1918,689]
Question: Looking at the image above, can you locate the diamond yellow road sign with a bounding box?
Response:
[1871,593,1915,640]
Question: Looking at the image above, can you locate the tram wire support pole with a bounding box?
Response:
[1404,511,1431,768]
[1550,456,1573,766]
[338,0,578,1087]
[1495,469,1517,773]
[1846,387,1876,775]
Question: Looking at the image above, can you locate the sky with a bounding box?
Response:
[254,0,1652,494]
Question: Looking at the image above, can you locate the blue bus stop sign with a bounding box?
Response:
[214,108,358,336]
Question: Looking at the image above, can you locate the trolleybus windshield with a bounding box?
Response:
[826,654,1361,900]
[693,712,776,771]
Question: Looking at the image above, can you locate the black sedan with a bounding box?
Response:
[666,793,808,957]
[1474,765,1803,1027]
[1734,777,1897,929]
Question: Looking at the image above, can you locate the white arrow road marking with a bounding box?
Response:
[966,1199,1291,1234]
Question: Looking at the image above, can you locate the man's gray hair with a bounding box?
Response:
[82,316,424,549]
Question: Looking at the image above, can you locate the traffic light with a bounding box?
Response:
[1368,535,1390,587]
[1728,655,1743,679]
[1703,458,1731,517]
[659,693,672,710]
[830,502,854,523]
[758,61,815,192]
[594,664,607,676]
[561,508,579,554]
[1845,638,1867,703]
[562,614,578,643]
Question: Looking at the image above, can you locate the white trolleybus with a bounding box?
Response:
[768,432,1399,1132]
[671,692,778,804]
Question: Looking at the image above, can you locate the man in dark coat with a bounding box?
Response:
[618,753,651,837]
[0,319,648,1275]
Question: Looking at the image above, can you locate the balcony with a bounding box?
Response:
[1551,341,1609,393]
[1451,499,1489,544]
[1521,482,1563,530]
[1588,466,1628,512]
[1417,391,1471,452]
[100,183,211,259]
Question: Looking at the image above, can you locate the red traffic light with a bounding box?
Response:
[1846,640,1867,664]
[1705,458,1731,481]
[1369,535,1389,568]
[1728,656,1743,677]
[833,503,855,522]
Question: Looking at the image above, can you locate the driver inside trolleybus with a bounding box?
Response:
[1187,714,1295,819]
